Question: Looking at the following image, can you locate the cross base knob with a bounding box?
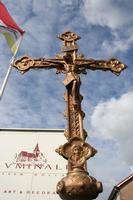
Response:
[56,168,103,200]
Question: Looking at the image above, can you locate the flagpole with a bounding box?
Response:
[0,36,23,99]
[0,61,12,98]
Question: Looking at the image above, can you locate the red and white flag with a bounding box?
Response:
[0,1,25,97]
[0,1,25,55]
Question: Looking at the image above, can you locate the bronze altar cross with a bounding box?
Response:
[13,31,126,200]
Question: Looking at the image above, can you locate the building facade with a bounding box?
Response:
[108,174,133,200]
[0,128,67,200]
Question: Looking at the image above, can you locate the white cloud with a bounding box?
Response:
[90,91,133,166]
[101,32,133,55]
[81,0,133,55]
[82,0,133,30]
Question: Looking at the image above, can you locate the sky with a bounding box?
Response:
[0,0,133,199]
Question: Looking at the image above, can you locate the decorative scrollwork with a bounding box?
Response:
[56,137,97,167]
[14,56,34,72]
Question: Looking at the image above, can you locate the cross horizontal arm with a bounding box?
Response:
[75,58,127,76]
[13,56,65,73]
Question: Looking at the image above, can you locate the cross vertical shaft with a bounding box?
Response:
[55,32,103,200]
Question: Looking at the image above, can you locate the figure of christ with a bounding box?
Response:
[63,63,81,106]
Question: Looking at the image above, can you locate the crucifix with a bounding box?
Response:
[13,31,126,200]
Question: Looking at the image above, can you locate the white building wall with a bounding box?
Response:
[0,129,67,200]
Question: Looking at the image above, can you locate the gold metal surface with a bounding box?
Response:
[13,31,126,200]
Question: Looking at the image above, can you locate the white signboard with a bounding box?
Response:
[0,129,67,200]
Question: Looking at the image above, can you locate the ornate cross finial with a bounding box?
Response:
[58,31,80,54]
[13,31,126,200]
[58,31,80,42]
